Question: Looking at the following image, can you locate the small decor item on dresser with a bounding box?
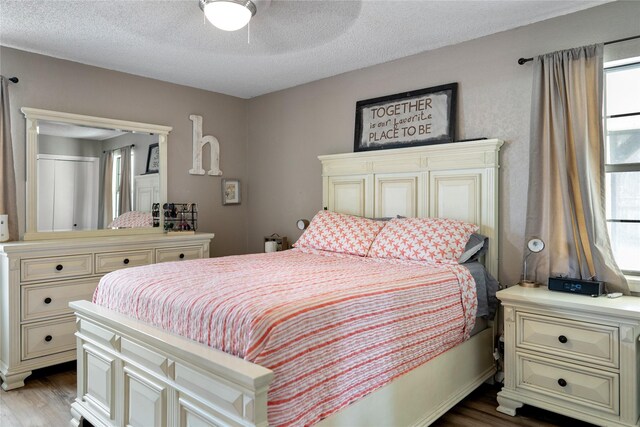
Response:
[153,203,198,234]
[145,143,160,173]
[222,178,241,205]
[354,83,457,152]
[151,203,161,227]
[264,234,289,252]
[518,237,545,288]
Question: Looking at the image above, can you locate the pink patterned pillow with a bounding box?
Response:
[294,211,386,257]
[368,217,479,263]
[108,211,153,229]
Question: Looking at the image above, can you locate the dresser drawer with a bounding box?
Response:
[517,353,619,415]
[22,280,97,322]
[155,246,203,263]
[22,318,77,360]
[517,312,618,368]
[95,250,153,274]
[21,254,93,283]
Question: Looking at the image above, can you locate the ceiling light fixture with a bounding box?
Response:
[199,0,256,32]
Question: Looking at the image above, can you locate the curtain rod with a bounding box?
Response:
[517,34,640,65]
[103,144,135,153]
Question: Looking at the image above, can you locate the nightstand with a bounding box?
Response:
[496,286,640,427]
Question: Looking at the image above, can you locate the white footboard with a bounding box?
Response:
[70,300,273,427]
[71,299,496,427]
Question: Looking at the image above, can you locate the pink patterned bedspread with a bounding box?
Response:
[93,249,477,426]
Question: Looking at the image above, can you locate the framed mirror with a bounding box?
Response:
[22,108,171,240]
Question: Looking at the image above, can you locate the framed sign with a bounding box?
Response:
[222,178,241,205]
[354,83,457,152]
[145,143,160,173]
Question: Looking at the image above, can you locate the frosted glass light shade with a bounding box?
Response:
[203,1,255,31]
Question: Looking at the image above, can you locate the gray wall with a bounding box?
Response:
[1,46,249,257]
[38,135,102,158]
[3,1,639,281]
[246,1,640,286]
[102,132,157,177]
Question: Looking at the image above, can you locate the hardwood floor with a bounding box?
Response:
[0,362,77,427]
[1,363,596,427]
[431,384,596,427]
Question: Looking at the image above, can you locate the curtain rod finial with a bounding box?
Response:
[8,77,19,83]
[518,58,533,65]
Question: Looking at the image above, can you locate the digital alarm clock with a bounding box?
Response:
[548,277,604,297]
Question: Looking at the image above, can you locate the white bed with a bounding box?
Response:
[70,138,504,427]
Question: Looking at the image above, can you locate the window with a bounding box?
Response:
[112,152,122,220]
[111,148,135,219]
[604,59,640,276]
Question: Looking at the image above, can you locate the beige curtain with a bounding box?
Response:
[118,146,132,214]
[102,152,113,227]
[525,44,629,294]
[0,76,19,241]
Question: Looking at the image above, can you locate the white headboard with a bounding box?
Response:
[318,139,504,279]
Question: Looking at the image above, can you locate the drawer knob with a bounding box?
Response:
[558,378,567,387]
[44,297,52,304]
[179,253,185,259]
[44,335,53,342]
[55,264,63,271]
[558,335,568,344]
[123,258,130,265]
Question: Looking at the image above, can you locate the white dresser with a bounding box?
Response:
[0,233,214,391]
[497,286,640,427]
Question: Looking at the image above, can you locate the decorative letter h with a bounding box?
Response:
[189,114,222,176]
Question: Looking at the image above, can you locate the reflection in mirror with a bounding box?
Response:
[36,120,160,231]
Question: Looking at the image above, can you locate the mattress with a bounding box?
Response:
[94,249,478,426]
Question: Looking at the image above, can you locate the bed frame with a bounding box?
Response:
[70,139,504,427]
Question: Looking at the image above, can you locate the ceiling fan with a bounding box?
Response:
[199,0,257,31]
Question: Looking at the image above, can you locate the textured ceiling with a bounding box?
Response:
[38,121,127,140]
[0,0,609,98]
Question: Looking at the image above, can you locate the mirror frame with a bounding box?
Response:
[22,107,172,241]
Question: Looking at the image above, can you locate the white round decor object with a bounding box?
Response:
[296,219,309,230]
[527,238,545,253]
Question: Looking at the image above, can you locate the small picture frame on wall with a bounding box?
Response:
[222,179,241,205]
[145,143,160,173]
